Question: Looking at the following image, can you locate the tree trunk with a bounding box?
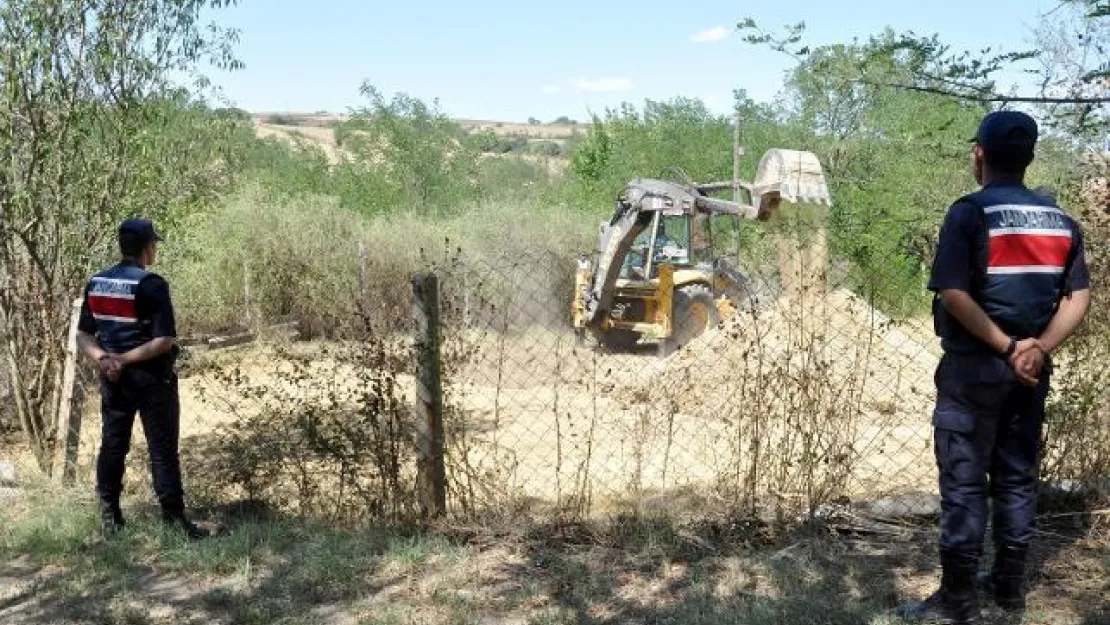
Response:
[5,335,51,472]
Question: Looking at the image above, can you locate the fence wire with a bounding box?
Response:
[426,212,1103,523]
[57,206,1107,527]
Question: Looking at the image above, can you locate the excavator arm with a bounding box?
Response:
[578,197,654,327]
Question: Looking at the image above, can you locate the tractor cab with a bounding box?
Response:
[619,213,698,282]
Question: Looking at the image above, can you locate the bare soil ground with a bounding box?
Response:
[423,285,945,514]
[250,113,574,169]
[249,112,585,141]
[253,121,345,163]
[454,118,584,141]
[36,277,946,522]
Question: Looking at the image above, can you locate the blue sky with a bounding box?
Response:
[200,0,1062,122]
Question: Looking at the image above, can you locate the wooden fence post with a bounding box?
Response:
[412,272,446,518]
[55,297,84,484]
[733,106,744,204]
[243,260,253,331]
[357,241,369,317]
[462,271,471,329]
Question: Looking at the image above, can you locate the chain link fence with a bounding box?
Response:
[55,198,1108,528]
[432,225,943,522]
[426,204,1107,523]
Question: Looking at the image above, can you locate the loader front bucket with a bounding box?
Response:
[753,149,833,207]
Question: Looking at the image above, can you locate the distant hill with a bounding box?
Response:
[249,112,580,167]
[251,112,582,138]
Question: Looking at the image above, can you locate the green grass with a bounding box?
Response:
[0,487,470,624]
[1,487,1104,625]
[0,484,99,560]
[385,534,462,568]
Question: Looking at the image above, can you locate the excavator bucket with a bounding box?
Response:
[752,149,832,207]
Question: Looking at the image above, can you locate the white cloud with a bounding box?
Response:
[540,84,562,95]
[691,26,730,43]
[576,77,635,93]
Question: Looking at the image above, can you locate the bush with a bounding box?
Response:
[234,135,334,198]
[470,130,501,153]
[1041,164,1110,494]
[475,155,557,201]
[163,184,597,338]
[527,141,564,157]
[470,132,531,155]
[164,185,371,337]
[262,113,302,126]
[568,98,737,192]
[490,135,528,154]
[332,82,481,215]
[185,342,420,524]
[213,107,252,122]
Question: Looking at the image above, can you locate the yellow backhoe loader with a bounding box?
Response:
[571,149,832,355]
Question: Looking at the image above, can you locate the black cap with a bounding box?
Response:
[118,218,163,251]
[971,110,1038,154]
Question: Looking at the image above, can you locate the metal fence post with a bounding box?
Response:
[412,271,446,518]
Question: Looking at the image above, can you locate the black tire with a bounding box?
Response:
[599,328,642,351]
[660,284,718,355]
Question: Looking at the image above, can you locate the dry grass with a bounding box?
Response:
[160,184,593,338]
[455,118,584,141]
[1,482,1106,625]
[254,120,346,164]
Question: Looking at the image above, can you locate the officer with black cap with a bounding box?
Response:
[897,111,1091,623]
[76,219,207,540]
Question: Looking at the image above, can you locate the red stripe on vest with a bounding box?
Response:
[88,295,137,320]
[988,233,1072,268]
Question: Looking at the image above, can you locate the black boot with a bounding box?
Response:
[162,508,208,541]
[991,544,1028,614]
[98,500,125,538]
[896,548,981,624]
[974,569,993,596]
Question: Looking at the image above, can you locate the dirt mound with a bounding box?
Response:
[619,288,938,416]
[612,287,942,500]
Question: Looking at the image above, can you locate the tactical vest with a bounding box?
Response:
[934,181,1080,352]
[86,262,153,354]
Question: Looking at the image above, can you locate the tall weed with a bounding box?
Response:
[1042,163,1110,497]
[163,184,599,337]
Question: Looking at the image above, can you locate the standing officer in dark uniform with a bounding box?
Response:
[76,219,207,540]
[898,111,1091,623]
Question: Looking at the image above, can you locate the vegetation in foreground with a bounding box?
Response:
[1,484,1106,625]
